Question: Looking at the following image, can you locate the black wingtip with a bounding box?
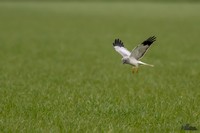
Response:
[142,36,156,46]
[113,38,124,47]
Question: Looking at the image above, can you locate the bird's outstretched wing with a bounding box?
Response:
[113,39,131,57]
[130,36,156,60]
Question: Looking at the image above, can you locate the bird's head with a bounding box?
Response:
[122,57,128,64]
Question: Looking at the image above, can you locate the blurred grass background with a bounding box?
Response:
[0,1,200,132]
[0,0,199,2]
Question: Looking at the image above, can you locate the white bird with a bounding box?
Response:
[113,36,156,74]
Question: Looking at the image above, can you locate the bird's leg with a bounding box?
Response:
[132,67,136,74]
[132,67,139,74]
[135,67,139,73]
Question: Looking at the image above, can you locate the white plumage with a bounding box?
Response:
[113,36,156,73]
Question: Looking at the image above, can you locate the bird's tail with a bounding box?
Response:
[138,61,154,67]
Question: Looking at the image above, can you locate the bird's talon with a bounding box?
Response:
[132,67,139,74]
[136,68,139,73]
[132,67,135,74]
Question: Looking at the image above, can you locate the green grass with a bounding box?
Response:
[0,2,200,132]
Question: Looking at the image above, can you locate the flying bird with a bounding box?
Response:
[113,36,156,74]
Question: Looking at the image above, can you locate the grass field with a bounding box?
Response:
[0,2,200,132]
